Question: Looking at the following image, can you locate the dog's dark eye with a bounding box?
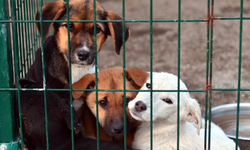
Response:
[99,99,108,108]
[63,23,74,32]
[162,98,173,104]
[125,97,132,105]
[95,26,102,34]
[146,83,150,89]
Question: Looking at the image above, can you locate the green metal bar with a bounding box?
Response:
[12,0,24,149]
[4,17,250,23]
[65,0,75,149]
[177,0,181,149]
[0,0,17,144]
[27,0,32,67]
[18,0,28,77]
[149,0,153,149]
[213,88,250,91]
[235,0,244,149]
[24,1,32,70]
[204,0,211,149]
[0,88,207,92]
[93,0,100,149]
[16,0,24,78]
[38,0,50,149]
[22,0,31,71]
[36,0,41,50]
[122,0,127,149]
[31,0,37,63]
[208,0,214,149]
[29,0,36,63]
[9,86,250,92]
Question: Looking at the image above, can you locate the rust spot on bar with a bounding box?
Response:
[206,84,211,91]
[210,2,214,29]
[207,9,210,25]
[205,79,212,92]
[213,17,223,20]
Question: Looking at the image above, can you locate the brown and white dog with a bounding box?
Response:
[21,0,130,149]
[72,67,149,146]
[27,0,130,87]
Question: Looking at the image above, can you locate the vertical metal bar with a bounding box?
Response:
[122,0,127,149]
[65,0,75,149]
[177,0,181,149]
[204,0,211,149]
[93,0,100,149]
[26,0,32,67]
[0,0,17,144]
[23,0,31,72]
[149,0,153,149]
[208,0,214,149]
[31,0,37,62]
[38,0,50,149]
[19,0,27,76]
[23,0,31,69]
[29,0,35,63]
[12,0,24,149]
[235,0,244,149]
[16,0,23,78]
[27,0,34,64]
[36,0,41,50]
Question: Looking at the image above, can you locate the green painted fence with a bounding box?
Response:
[0,0,246,150]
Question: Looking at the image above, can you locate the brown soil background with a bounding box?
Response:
[97,0,250,115]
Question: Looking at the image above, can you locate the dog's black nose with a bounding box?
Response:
[77,50,89,61]
[113,125,124,134]
[135,101,147,112]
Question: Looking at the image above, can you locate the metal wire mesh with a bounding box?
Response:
[0,0,247,150]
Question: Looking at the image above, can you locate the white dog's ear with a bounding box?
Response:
[184,98,202,135]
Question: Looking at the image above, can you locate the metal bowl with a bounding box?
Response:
[210,103,250,150]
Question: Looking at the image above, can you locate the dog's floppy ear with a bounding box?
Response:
[125,68,149,88]
[19,78,36,88]
[105,10,130,55]
[34,0,66,40]
[72,74,96,99]
[184,98,202,135]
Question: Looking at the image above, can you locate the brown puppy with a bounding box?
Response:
[72,67,149,146]
[22,0,131,149]
[28,0,130,85]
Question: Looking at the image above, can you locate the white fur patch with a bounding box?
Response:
[82,44,90,52]
[128,72,239,150]
[71,64,98,84]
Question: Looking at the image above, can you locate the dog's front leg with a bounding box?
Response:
[60,99,81,134]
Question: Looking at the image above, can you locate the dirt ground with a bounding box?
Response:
[96,0,250,115]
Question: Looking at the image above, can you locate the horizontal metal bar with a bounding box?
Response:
[2,17,250,23]
[2,87,250,92]
[213,88,250,91]
[0,19,206,23]
[1,88,205,92]
[213,17,250,20]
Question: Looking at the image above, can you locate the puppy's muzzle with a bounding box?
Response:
[135,101,147,112]
[113,124,124,134]
[77,50,89,61]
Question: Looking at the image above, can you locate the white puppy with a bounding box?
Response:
[128,72,239,150]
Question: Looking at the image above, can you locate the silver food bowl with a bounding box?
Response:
[210,103,250,150]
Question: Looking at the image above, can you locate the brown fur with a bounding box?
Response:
[25,0,133,149]
[34,0,130,70]
[72,67,149,146]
